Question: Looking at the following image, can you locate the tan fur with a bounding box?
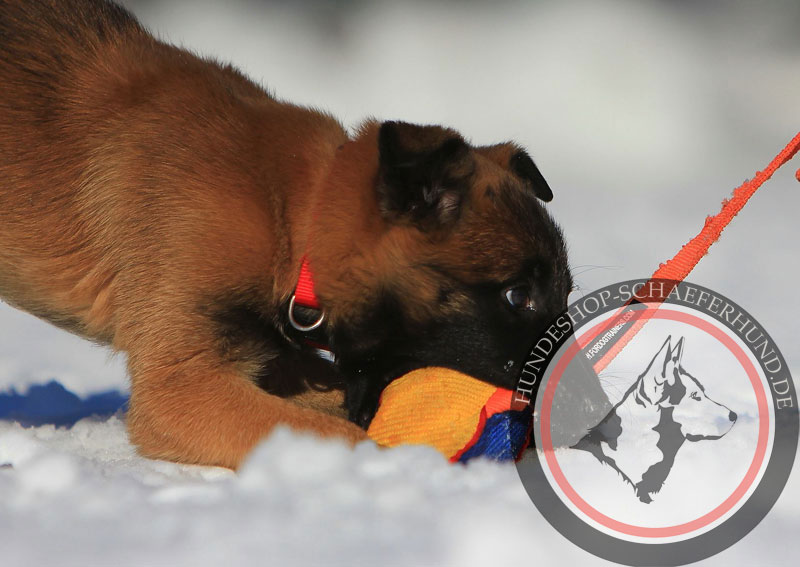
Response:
[0,1,368,468]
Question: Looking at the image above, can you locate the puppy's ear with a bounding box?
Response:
[478,144,553,202]
[377,121,474,230]
[510,150,553,202]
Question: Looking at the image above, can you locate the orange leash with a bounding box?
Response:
[592,132,800,374]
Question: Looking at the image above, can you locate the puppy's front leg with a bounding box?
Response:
[126,348,368,469]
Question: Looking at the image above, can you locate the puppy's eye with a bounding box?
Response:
[504,286,536,310]
[690,392,701,401]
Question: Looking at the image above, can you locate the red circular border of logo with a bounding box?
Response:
[540,308,770,538]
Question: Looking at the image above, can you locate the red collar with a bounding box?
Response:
[289,256,334,362]
[293,256,320,309]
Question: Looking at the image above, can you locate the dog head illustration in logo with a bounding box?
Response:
[573,336,737,503]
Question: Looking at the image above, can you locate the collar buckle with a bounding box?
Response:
[288,256,335,364]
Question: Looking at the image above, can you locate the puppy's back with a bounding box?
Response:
[0,0,143,96]
[0,1,152,336]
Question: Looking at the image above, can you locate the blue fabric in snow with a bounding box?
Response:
[457,408,531,463]
[0,381,128,427]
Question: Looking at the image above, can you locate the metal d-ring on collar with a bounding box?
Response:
[288,294,325,332]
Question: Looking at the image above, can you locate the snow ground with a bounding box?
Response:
[0,418,588,567]
[1,0,799,565]
[0,399,797,567]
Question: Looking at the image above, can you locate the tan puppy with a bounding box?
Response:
[0,0,571,468]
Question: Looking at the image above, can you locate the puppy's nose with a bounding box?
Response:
[357,409,374,429]
[729,410,737,422]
